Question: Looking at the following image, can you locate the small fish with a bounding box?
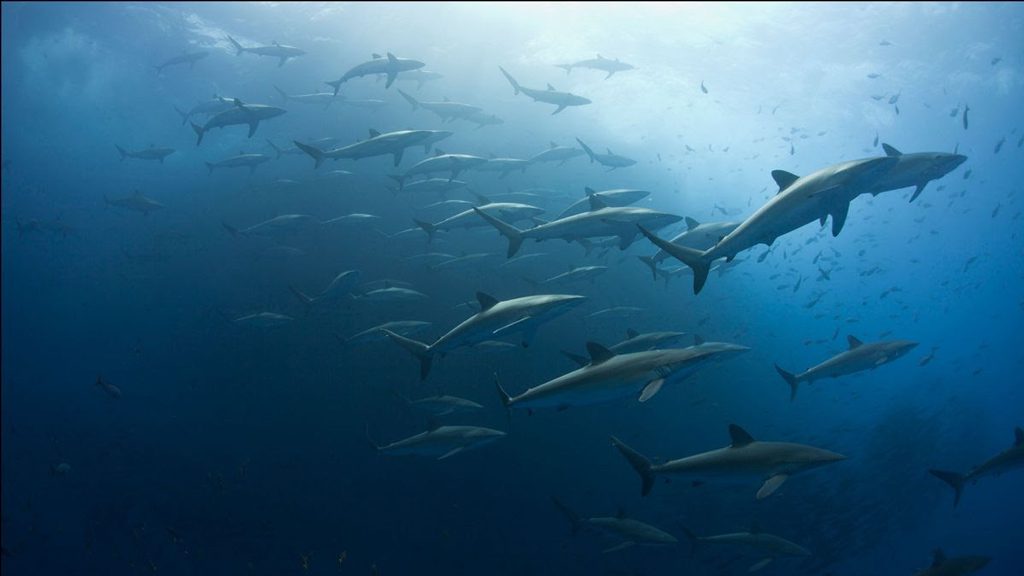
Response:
[894,103,900,115]
[918,347,938,366]
[888,92,900,105]
[963,104,970,130]
[991,56,1002,65]
[949,105,959,117]
[95,375,122,399]
[700,80,708,94]
[994,136,1005,154]
[873,132,878,147]
[879,40,892,46]
[992,204,1001,218]
[867,73,881,79]
[963,169,972,180]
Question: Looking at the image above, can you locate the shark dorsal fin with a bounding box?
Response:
[882,143,902,157]
[372,53,382,59]
[442,96,450,102]
[606,148,614,155]
[476,292,499,311]
[931,549,947,567]
[588,194,608,211]
[586,341,615,364]
[847,335,864,349]
[546,83,555,91]
[1015,427,1023,447]
[771,170,800,193]
[584,186,596,196]
[694,334,706,345]
[550,141,558,148]
[368,129,381,138]
[685,216,701,231]
[728,424,755,447]
[387,52,398,63]
[626,329,639,339]
[434,148,445,156]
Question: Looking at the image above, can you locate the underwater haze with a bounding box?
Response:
[3,2,1023,575]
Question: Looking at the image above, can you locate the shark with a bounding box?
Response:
[474,157,532,178]
[499,66,592,114]
[394,178,468,197]
[369,425,505,460]
[104,190,164,215]
[414,202,545,241]
[775,335,919,400]
[379,69,443,90]
[637,155,899,293]
[557,187,649,218]
[682,524,810,572]
[396,152,489,185]
[930,426,1024,507]
[204,153,272,174]
[289,270,362,311]
[227,35,305,67]
[294,129,450,168]
[398,89,483,122]
[866,143,968,202]
[530,265,608,286]
[497,341,748,410]
[340,320,432,346]
[556,55,635,79]
[222,214,318,238]
[576,138,636,170]
[191,99,286,145]
[154,50,208,73]
[640,217,742,278]
[401,394,484,416]
[528,142,586,166]
[115,145,175,163]
[174,96,237,125]
[913,549,990,576]
[384,292,585,379]
[552,498,676,553]
[563,331,690,364]
[611,424,846,499]
[463,110,504,129]
[473,195,682,257]
[232,312,294,328]
[272,85,337,109]
[327,52,425,93]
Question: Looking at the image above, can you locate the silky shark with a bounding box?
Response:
[369,425,505,460]
[913,549,990,576]
[340,320,432,346]
[398,89,483,122]
[327,52,425,93]
[191,99,286,145]
[402,395,484,416]
[115,145,175,163]
[563,331,690,364]
[227,36,305,67]
[496,340,748,410]
[474,195,681,258]
[379,69,443,90]
[775,335,919,400]
[556,54,635,79]
[576,138,636,170]
[637,155,898,294]
[104,190,164,215]
[640,217,742,279]
[222,214,318,238]
[273,85,337,108]
[384,292,585,379]
[396,152,488,185]
[289,270,362,311]
[930,426,1024,507]
[205,153,272,174]
[174,96,236,125]
[867,143,968,202]
[499,66,592,114]
[155,50,208,74]
[682,524,810,572]
[611,424,846,498]
[294,129,450,168]
[552,498,676,553]
[528,142,586,165]
[414,202,545,241]
[475,157,532,178]
[557,187,650,218]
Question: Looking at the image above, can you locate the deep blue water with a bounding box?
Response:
[2,3,1022,575]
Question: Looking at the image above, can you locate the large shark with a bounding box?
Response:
[552,498,676,553]
[115,145,175,163]
[327,52,425,93]
[497,341,748,409]
[398,89,483,122]
[556,54,635,79]
[104,190,165,215]
[369,425,505,460]
[191,99,286,145]
[384,292,585,379]
[639,217,742,279]
[528,142,586,166]
[563,330,690,363]
[867,143,968,202]
[913,549,990,576]
[227,36,305,67]
[174,96,236,125]
[576,138,636,170]
[775,335,919,400]
[414,202,545,241]
[289,270,362,311]
[499,66,591,114]
[396,152,488,185]
[611,424,846,499]
[557,187,650,218]
[474,157,532,178]
[474,195,682,257]
[154,50,208,73]
[682,524,810,572]
[294,129,450,168]
[205,153,272,174]
[637,155,899,293]
[930,426,1024,507]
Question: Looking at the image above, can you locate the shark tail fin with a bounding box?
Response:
[115,145,128,161]
[556,64,572,75]
[610,436,655,497]
[191,122,205,146]
[680,526,699,555]
[637,256,659,281]
[413,219,437,242]
[293,141,325,169]
[205,161,215,175]
[383,329,433,380]
[289,285,316,312]
[774,364,800,401]
[173,105,189,126]
[222,221,239,237]
[929,469,965,507]
[551,497,583,536]
[227,35,244,56]
[398,88,418,110]
[272,84,288,101]
[326,79,344,96]
[266,139,282,159]
[472,207,524,258]
[498,66,521,95]
[576,138,596,163]
[636,225,711,294]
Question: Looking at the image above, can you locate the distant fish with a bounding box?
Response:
[879,40,893,46]
[991,56,1002,66]
[115,145,175,163]
[930,427,1024,507]
[700,80,708,94]
[994,136,1005,154]
[962,104,970,130]
[95,375,122,399]
[104,190,164,215]
[154,50,208,74]
[556,54,635,79]
[912,549,990,576]
[867,73,881,79]
[888,92,901,105]
[873,132,878,147]
[226,35,305,67]
[499,66,592,115]
[232,312,294,328]
[370,425,506,460]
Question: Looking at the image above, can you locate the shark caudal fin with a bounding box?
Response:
[575,138,596,163]
[637,256,659,281]
[115,145,128,161]
[293,141,326,169]
[472,207,525,258]
[610,436,655,497]
[326,79,344,96]
[680,526,699,555]
[551,497,584,536]
[226,35,245,56]
[498,66,521,95]
[288,285,316,313]
[397,88,419,110]
[173,105,190,126]
[929,469,966,507]
[636,225,711,294]
[272,84,289,102]
[382,329,433,380]
[774,364,800,401]
[204,161,215,175]
[190,122,205,146]
[413,219,437,242]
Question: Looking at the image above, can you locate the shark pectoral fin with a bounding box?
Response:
[494,316,532,336]
[748,558,773,572]
[909,182,926,202]
[552,104,567,115]
[602,541,635,554]
[385,71,397,89]
[277,56,287,67]
[638,378,665,403]
[437,447,464,460]
[247,121,259,138]
[756,474,788,499]
[830,202,850,236]
[618,231,638,250]
[818,214,827,227]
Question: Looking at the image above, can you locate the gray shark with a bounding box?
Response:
[642,217,742,268]
[576,138,637,170]
[499,66,592,114]
[474,157,532,178]
[611,424,846,498]
[552,498,676,553]
[402,395,484,416]
[563,330,690,364]
[394,178,468,197]
[463,110,504,129]
[222,214,318,238]
[155,50,208,73]
[289,270,362,311]
[104,190,164,215]
[381,69,443,90]
[637,155,899,293]
[337,95,388,110]
[115,145,175,163]
[205,153,272,174]
[340,320,432,346]
[474,195,682,257]
[233,312,294,328]
[414,202,545,241]
[497,341,748,409]
[556,54,635,79]
[174,96,236,125]
[397,152,488,185]
[930,426,1024,507]
[682,525,810,572]
[15,217,78,239]
[327,52,425,93]
[273,85,337,108]
[775,335,919,400]
[384,292,585,379]
[227,36,305,67]
[191,99,286,145]
[557,187,649,218]
[529,142,586,165]
[370,425,505,460]
[532,265,608,286]
[914,549,990,576]
[398,89,482,122]
[867,143,968,202]
[294,129,450,168]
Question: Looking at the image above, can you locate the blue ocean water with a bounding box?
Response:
[2,2,1022,574]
